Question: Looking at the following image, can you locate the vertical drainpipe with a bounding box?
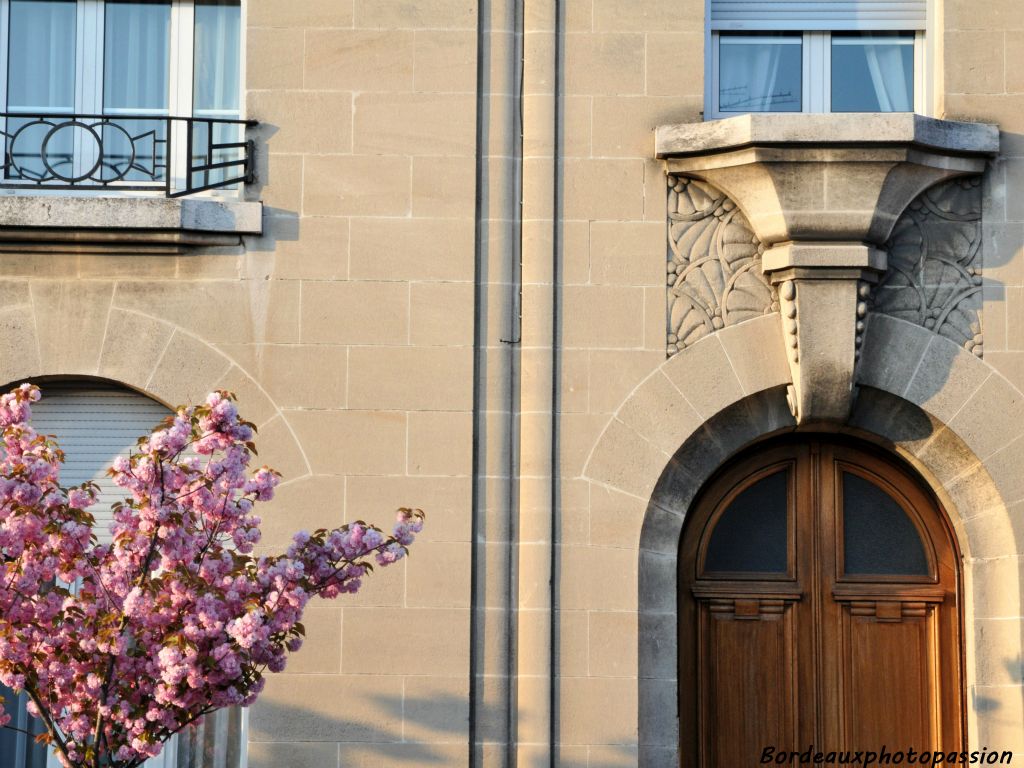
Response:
[517,0,557,765]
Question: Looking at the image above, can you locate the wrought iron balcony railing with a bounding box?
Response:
[0,113,256,198]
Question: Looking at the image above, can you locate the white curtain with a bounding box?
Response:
[8,0,76,110]
[103,0,170,112]
[863,43,912,112]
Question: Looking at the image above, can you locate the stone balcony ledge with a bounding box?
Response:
[0,193,263,252]
[656,112,999,159]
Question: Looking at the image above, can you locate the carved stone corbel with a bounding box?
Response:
[656,114,999,424]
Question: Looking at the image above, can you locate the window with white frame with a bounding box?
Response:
[0,0,242,192]
[707,0,929,117]
[0,381,247,768]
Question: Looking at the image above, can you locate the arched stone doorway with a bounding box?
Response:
[677,435,963,766]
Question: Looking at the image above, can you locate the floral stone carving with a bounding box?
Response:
[873,177,984,356]
[666,175,778,356]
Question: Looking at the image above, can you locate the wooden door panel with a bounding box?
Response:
[840,604,938,747]
[699,600,798,766]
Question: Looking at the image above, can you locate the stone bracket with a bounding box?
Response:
[764,243,885,424]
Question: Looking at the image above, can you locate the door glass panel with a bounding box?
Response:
[842,472,928,575]
[192,0,242,189]
[704,469,788,573]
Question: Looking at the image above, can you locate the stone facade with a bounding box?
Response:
[3,0,1024,766]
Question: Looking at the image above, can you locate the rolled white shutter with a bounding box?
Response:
[710,1,927,30]
[29,381,172,542]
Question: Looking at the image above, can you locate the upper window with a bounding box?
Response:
[707,0,928,118]
[0,0,246,195]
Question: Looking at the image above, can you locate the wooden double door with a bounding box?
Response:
[679,439,963,766]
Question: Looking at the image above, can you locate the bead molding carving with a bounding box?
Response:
[666,175,778,356]
[872,178,984,356]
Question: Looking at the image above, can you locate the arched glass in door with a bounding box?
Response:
[678,438,963,767]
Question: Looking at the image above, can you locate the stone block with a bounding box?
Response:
[268,216,350,281]
[408,410,472,476]
[414,31,477,93]
[970,555,1024,618]
[856,315,932,396]
[589,482,647,548]
[646,32,705,97]
[904,335,991,426]
[250,673,403,741]
[303,156,411,217]
[585,418,670,500]
[409,281,475,346]
[146,330,232,408]
[249,0,353,28]
[945,30,1006,95]
[247,742,338,768]
[559,545,637,611]
[304,30,414,92]
[286,409,406,475]
[589,611,638,677]
[662,335,744,420]
[592,96,702,159]
[1008,32,1024,93]
[213,364,280,428]
[248,91,352,154]
[403,675,470,742]
[589,221,665,286]
[563,159,646,221]
[565,34,645,95]
[557,610,590,678]
[97,309,174,388]
[406,541,472,608]
[354,93,476,157]
[639,550,677,613]
[348,347,473,410]
[246,27,303,90]
[412,156,476,218]
[617,371,703,455]
[639,611,676,681]
[232,343,348,410]
[259,475,347,546]
[973,618,1024,685]
[947,373,1024,460]
[588,350,664,414]
[717,315,791,395]
[593,0,702,31]
[559,676,638,745]
[31,280,112,374]
[350,218,474,281]
[284,607,343,674]
[301,281,409,345]
[562,285,645,348]
[258,153,303,213]
[345,475,470,542]
[0,306,40,385]
[354,0,476,30]
[341,608,469,675]
[249,414,311,482]
[972,685,1024,751]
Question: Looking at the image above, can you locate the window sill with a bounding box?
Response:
[0,193,262,253]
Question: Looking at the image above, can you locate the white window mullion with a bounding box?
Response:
[75,0,103,179]
[169,0,194,193]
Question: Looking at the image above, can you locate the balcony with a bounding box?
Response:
[0,113,262,251]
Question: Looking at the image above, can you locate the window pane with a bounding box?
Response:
[704,469,788,573]
[8,0,76,112]
[842,472,928,575]
[831,32,914,112]
[104,0,171,112]
[719,34,802,113]
[194,0,241,113]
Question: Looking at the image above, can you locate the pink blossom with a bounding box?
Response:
[0,385,423,768]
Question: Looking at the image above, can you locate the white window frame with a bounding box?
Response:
[0,0,244,196]
[707,29,927,119]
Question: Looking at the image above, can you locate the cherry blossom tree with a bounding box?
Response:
[0,383,423,768]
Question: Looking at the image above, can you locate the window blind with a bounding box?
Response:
[709,1,927,31]
[29,381,172,542]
